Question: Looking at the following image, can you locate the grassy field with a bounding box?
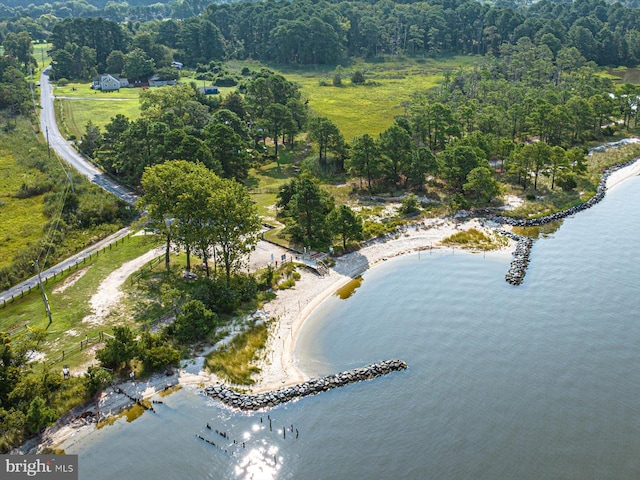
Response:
[53,82,141,139]
[33,42,51,73]
[272,56,480,141]
[58,98,140,139]
[0,121,56,269]
[55,56,478,141]
[0,234,160,368]
[0,141,49,268]
[607,66,640,85]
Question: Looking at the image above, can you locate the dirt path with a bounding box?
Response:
[82,247,164,326]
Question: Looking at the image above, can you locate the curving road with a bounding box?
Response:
[0,71,140,304]
[39,67,138,205]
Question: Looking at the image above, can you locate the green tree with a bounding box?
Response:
[171,299,218,343]
[106,50,125,74]
[210,179,261,283]
[351,70,365,85]
[547,146,569,190]
[84,366,113,396]
[347,134,380,193]
[204,123,249,180]
[327,205,363,249]
[140,160,212,271]
[3,32,35,73]
[438,145,483,192]
[96,326,138,370]
[378,124,413,187]
[277,175,334,246]
[0,67,31,126]
[407,146,436,189]
[123,48,155,80]
[308,117,345,171]
[463,166,500,204]
[79,121,101,157]
[263,103,293,163]
[25,396,56,435]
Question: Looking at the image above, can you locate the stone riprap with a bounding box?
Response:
[500,231,533,285]
[203,359,408,411]
[497,159,638,228]
[495,158,638,285]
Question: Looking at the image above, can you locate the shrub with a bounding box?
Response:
[85,366,113,396]
[96,326,138,370]
[169,299,218,343]
[15,181,53,198]
[140,346,181,372]
[557,173,578,191]
[25,397,57,434]
[57,78,69,86]
[193,278,240,314]
[351,70,365,85]
[400,194,421,215]
[214,76,238,87]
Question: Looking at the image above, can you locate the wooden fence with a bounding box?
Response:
[47,331,114,366]
[0,232,133,310]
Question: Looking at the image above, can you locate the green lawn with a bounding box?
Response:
[58,98,140,140]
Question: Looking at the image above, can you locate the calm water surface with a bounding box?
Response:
[63,176,640,480]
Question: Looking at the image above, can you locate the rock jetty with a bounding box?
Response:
[500,231,533,286]
[495,158,638,285]
[203,359,408,411]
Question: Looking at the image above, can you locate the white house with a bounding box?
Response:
[91,74,129,91]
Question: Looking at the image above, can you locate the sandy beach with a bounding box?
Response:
[26,157,639,453]
[251,217,509,393]
[252,155,640,392]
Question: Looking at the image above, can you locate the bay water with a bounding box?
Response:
[62,176,640,479]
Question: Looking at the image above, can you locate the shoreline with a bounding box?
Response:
[24,156,640,453]
[252,155,640,393]
[251,217,509,393]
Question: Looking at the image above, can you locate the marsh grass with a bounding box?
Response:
[0,140,48,268]
[205,321,268,385]
[441,228,508,251]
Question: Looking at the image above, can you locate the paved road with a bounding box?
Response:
[0,72,140,305]
[0,72,292,306]
[0,226,132,304]
[39,67,138,205]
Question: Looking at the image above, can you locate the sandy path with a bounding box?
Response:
[82,247,164,325]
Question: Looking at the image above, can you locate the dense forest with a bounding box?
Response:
[2,0,640,66]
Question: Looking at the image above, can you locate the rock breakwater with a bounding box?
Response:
[204,359,408,411]
[495,158,639,285]
[500,231,533,285]
[498,159,639,228]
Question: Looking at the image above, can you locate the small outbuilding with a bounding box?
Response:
[198,86,220,95]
